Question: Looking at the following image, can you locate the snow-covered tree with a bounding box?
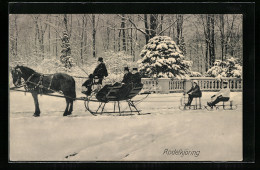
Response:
[60,31,74,69]
[189,71,202,77]
[206,57,242,79]
[138,36,192,79]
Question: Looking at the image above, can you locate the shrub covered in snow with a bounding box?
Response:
[189,71,202,77]
[206,57,242,79]
[138,36,192,79]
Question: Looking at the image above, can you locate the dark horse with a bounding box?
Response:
[11,65,76,117]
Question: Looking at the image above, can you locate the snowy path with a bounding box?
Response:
[9,91,242,161]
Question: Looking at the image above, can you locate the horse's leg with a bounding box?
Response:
[67,100,73,115]
[63,98,69,116]
[31,92,40,117]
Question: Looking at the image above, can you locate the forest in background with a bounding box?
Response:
[9,14,242,74]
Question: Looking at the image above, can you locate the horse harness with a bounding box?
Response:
[23,73,54,94]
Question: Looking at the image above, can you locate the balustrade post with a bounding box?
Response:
[158,78,170,93]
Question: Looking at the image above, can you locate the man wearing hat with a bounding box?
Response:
[207,81,230,107]
[93,57,108,85]
[185,80,202,106]
[131,68,142,86]
[122,67,133,84]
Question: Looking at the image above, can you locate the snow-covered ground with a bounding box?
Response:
[9,91,242,161]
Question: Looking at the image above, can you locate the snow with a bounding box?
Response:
[9,91,242,161]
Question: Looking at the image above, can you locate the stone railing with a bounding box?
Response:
[141,77,242,93]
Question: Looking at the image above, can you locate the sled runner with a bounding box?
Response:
[84,83,150,116]
[204,100,237,111]
[179,94,203,111]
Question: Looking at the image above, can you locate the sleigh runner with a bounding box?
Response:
[83,83,150,116]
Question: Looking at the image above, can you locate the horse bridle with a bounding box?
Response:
[12,67,36,89]
[12,68,23,87]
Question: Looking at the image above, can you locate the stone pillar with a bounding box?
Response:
[158,78,170,94]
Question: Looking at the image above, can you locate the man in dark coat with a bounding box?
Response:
[185,80,202,106]
[131,68,142,87]
[122,67,133,84]
[93,57,108,85]
[81,74,94,96]
[97,67,132,101]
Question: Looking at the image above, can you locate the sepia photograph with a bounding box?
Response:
[9,11,244,161]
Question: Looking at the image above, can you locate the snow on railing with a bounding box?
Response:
[141,77,242,93]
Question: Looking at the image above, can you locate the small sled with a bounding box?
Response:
[204,100,237,111]
[179,94,203,111]
[84,83,150,116]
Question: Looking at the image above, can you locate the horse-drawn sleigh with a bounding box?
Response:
[10,65,150,117]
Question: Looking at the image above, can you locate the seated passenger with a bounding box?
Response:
[207,81,230,107]
[185,80,202,106]
[131,67,142,87]
[96,67,133,101]
[113,67,133,87]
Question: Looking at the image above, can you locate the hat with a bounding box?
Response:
[98,57,103,62]
[192,80,198,84]
[124,67,129,71]
[133,68,138,71]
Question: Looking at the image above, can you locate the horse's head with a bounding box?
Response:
[11,65,23,87]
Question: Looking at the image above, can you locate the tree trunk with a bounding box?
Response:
[205,15,210,71]
[219,14,225,61]
[176,14,183,45]
[118,29,121,51]
[64,14,68,35]
[81,15,85,64]
[121,14,126,51]
[209,15,215,67]
[160,14,164,35]
[48,17,51,55]
[144,14,150,44]
[92,14,96,58]
[150,14,158,39]
[14,15,18,58]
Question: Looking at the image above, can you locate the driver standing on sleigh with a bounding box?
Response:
[81,57,108,96]
[185,80,202,106]
[207,81,230,107]
[93,57,108,86]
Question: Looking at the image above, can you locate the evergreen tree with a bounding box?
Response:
[138,36,192,79]
[206,57,242,79]
[60,31,73,69]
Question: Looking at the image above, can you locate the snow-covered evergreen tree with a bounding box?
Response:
[60,31,74,69]
[206,57,242,79]
[138,36,192,79]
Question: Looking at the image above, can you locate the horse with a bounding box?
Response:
[11,65,76,117]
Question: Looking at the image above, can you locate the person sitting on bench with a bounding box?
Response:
[185,80,202,106]
[96,67,132,101]
[131,67,142,87]
[207,81,230,107]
